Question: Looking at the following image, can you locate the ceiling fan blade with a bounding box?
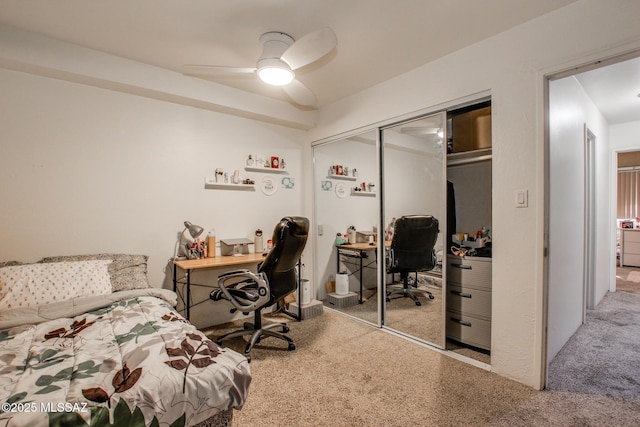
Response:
[281,27,337,70]
[182,64,256,77]
[282,79,317,107]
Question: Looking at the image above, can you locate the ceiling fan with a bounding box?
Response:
[182,28,337,107]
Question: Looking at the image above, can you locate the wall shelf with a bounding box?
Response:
[328,174,357,181]
[204,177,255,190]
[245,166,289,174]
[351,190,376,197]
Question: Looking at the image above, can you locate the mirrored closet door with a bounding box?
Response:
[381,112,447,348]
[313,130,380,325]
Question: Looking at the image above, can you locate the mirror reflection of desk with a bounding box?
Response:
[336,242,389,303]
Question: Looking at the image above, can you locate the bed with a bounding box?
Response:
[0,254,251,427]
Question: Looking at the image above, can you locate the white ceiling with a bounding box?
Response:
[0,0,637,123]
[0,0,578,108]
[574,57,640,125]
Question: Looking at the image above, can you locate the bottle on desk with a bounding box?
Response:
[206,229,216,258]
[254,229,263,253]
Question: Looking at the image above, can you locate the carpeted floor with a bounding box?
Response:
[547,291,640,400]
[204,298,640,426]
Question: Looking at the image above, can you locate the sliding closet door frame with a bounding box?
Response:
[312,92,491,342]
[312,126,383,328]
[378,111,448,348]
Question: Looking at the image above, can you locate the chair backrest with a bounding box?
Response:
[259,216,309,302]
[387,215,439,273]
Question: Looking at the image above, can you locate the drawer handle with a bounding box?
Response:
[450,290,472,298]
[451,317,472,327]
[451,264,472,270]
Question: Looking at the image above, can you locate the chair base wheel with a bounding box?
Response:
[288,343,296,351]
[429,294,435,300]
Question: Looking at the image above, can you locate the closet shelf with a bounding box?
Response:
[447,148,492,166]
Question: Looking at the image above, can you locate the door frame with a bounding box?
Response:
[542,49,640,389]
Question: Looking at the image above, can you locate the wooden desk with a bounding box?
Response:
[173,253,265,320]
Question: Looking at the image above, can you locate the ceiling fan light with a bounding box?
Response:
[258,66,294,86]
[257,58,294,86]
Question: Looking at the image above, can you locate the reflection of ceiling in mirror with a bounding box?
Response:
[384,115,445,155]
[345,130,377,145]
[384,129,443,155]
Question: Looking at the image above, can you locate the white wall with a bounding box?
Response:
[0,68,307,329]
[611,121,640,152]
[547,76,610,363]
[307,0,640,388]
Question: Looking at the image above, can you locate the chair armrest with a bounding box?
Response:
[218,269,251,279]
[216,270,270,312]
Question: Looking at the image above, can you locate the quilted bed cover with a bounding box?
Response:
[0,289,251,426]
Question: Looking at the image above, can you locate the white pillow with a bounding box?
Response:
[0,260,113,310]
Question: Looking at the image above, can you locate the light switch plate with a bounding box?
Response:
[516,189,528,208]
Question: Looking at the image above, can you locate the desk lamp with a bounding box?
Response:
[173,220,204,259]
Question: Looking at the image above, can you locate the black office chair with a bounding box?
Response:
[210,216,309,361]
[386,215,439,306]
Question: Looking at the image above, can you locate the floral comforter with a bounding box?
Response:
[0,289,251,427]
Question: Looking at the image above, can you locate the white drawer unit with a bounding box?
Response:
[621,229,640,267]
[447,256,491,290]
[446,310,492,350]
[447,284,492,319]
[446,256,492,351]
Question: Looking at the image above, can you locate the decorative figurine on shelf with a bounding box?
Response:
[246,155,255,166]
[271,156,280,169]
[215,168,224,183]
[232,170,240,184]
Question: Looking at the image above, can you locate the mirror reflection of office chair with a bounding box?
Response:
[386,215,439,306]
[210,216,309,361]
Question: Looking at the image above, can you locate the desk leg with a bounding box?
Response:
[359,250,363,304]
[173,264,177,293]
[186,269,191,321]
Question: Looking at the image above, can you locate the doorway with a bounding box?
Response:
[615,150,640,296]
[546,52,640,392]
